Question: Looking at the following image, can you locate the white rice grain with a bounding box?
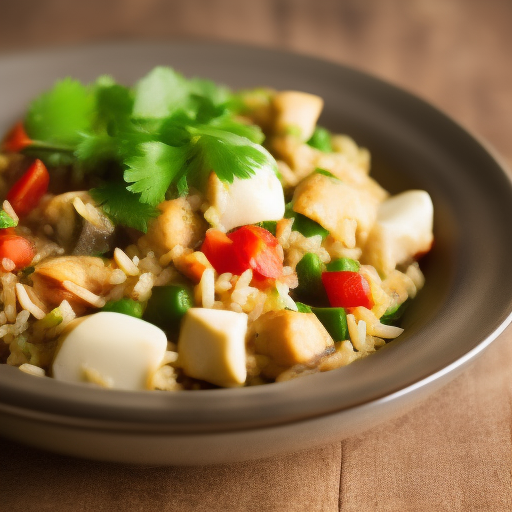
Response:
[62,280,106,308]
[1,258,15,272]
[15,283,45,320]
[109,269,127,285]
[2,200,18,223]
[131,273,155,302]
[19,363,45,377]
[114,247,140,276]
[200,268,215,308]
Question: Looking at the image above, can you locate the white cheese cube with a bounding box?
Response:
[52,312,167,390]
[363,190,434,275]
[208,165,285,232]
[178,308,248,387]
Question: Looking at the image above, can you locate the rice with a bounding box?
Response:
[199,268,215,308]
[62,280,106,308]
[2,200,18,224]
[19,363,46,377]
[114,247,139,276]
[15,283,45,320]
[131,273,155,302]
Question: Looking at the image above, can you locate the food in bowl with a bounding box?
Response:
[0,67,433,391]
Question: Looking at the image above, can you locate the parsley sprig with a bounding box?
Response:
[22,67,275,232]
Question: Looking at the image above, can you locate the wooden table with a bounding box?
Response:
[1,1,511,510]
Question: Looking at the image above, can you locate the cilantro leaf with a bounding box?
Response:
[90,183,159,233]
[25,78,94,147]
[208,117,265,144]
[132,67,189,119]
[0,210,18,229]
[75,132,119,167]
[124,142,189,206]
[93,76,134,133]
[187,127,276,189]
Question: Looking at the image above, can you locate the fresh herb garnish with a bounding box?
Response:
[0,209,18,229]
[21,67,276,232]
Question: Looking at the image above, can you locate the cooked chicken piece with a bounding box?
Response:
[315,152,387,202]
[268,136,319,185]
[363,190,434,276]
[138,198,207,256]
[31,256,115,310]
[292,173,382,247]
[272,91,324,142]
[251,310,333,379]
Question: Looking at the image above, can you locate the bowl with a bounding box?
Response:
[1,42,512,465]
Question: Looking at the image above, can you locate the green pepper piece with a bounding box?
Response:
[102,298,145,319]
[34,306,63,331]
[143,285,193,334]
[295,252,328,303]
[311,306,348,342]
[326,257,360,272]
[255,220,277,236]
[380,301,409,326]
[307,127,332,152]
[295,302,313,313]
[284,203,330,240]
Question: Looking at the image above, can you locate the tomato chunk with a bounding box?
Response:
[1,122,32,153]
[228,225,283,279]
[0,234,35,270]
[201,226,283,280]
[7,159,50,217]
[201,229,244,275]
[321,271,373,309]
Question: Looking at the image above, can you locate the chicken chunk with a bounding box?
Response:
[138,198,207,256]
[251,310,333,378]
[31,256,115,310]
[292,173,382,247]
[272,91,324,142]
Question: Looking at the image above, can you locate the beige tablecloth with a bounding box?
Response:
[1,1,511,510]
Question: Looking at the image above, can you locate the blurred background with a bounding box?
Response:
[1,0,510,168]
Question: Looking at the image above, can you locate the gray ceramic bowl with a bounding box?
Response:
[1,42,511,465]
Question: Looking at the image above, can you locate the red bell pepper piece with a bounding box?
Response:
[321,271,374,309]
[0,232,35,270]
[201,225,283,280]
[228,225,283,279]
[7,159,50,217]
[201,229,245,275]
[1,122,32,153]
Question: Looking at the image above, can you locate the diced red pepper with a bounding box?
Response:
[321,271,374,309]
[201,229,245,275]
[201,225,283,280]
[1,122,32,153]
[6,159,50,217]
[228,225,283,279]
[0,233,35,270]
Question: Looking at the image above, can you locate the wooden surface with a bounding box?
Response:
[1,1,511,510]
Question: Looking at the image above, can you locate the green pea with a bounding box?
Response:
[143,285,193,334]
[101,298,144,319]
